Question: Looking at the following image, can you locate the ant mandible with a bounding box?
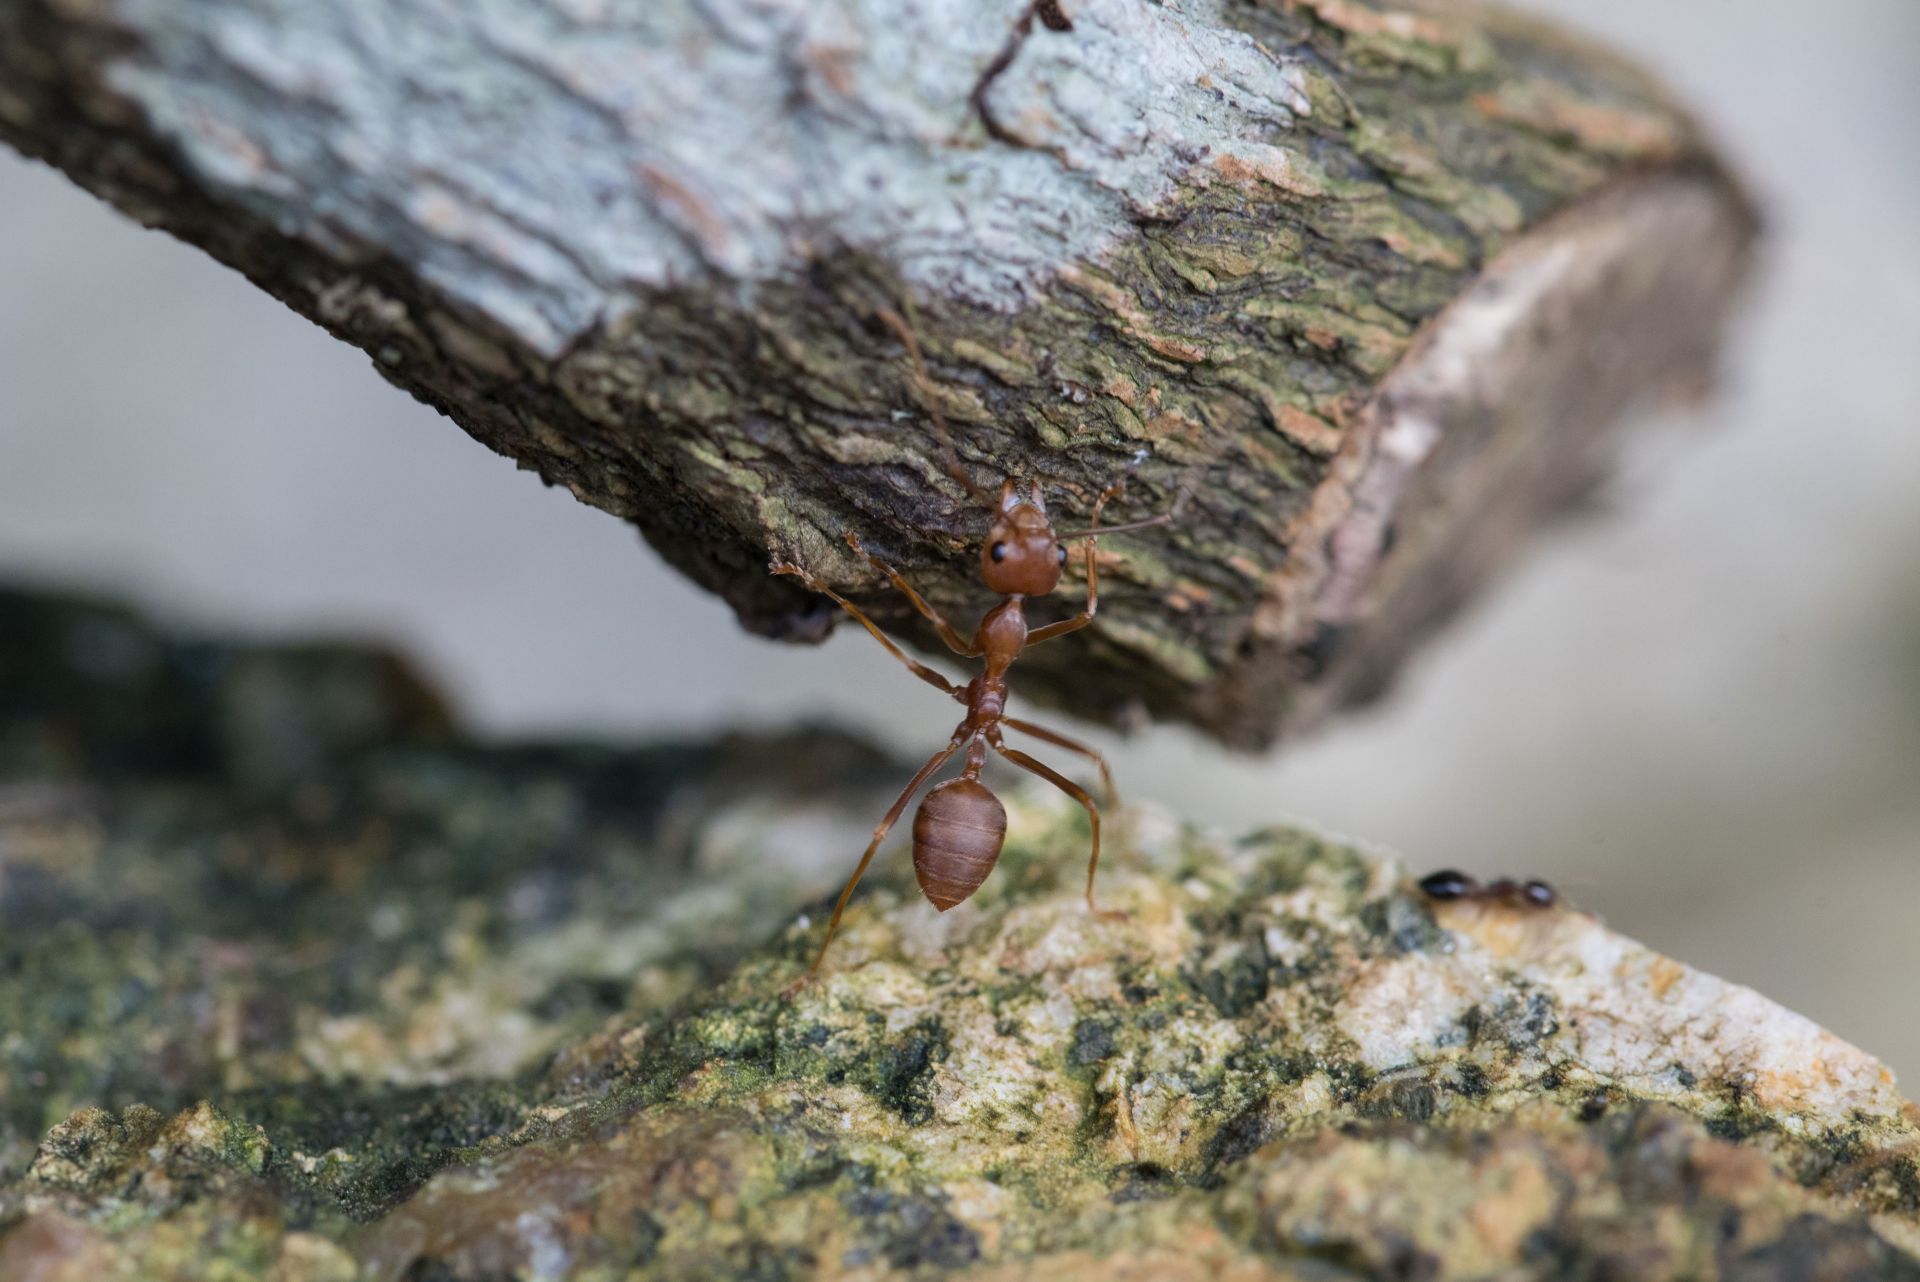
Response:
[771,310,1171,994]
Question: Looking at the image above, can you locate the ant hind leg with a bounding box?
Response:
[990,737,1125,922]
[1003,716,1116,806]
[782,734,966,999]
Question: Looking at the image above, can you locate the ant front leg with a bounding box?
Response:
[771,560,964,703]
[990,733,1124,922]
[1027,483,1123,646]
[843,532,981,658]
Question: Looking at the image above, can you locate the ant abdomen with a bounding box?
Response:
[913,778,1007,911]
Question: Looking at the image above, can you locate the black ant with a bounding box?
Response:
[1418,869,1558,908]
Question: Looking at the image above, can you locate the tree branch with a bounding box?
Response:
[0,0,1758,747]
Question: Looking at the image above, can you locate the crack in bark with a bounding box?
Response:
[969,1,1075,146]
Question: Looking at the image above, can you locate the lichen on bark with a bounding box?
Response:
[3,588,1916,1281]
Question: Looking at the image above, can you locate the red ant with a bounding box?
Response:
[771,310,1171,993]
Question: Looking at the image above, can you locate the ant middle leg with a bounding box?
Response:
[771,560,964,702]
[785,732,968,998]
[990,735,1121,920]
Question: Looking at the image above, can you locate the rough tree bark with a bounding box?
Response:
[3,589,1917,1281]
[0,0,1757,747]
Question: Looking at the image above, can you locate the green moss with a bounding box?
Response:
[4,589,1915,1279]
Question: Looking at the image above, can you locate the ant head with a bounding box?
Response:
[981,479,1065,597]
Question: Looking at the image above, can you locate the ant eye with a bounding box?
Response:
[1056,545,1068,566]
[990,542,1007,563]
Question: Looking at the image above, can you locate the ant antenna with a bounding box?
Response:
[1056,444,1200,542]
[1057,513,1172,541]
[874,305,985,503]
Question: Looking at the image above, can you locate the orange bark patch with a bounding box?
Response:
[1645,957,1686,1001]
[1292,0,1461,44]
[1276,405,1343,454]
[1209,147,1325,200]
[1472,83,1685,159]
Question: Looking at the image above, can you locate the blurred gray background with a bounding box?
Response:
[2,3,1916,1074]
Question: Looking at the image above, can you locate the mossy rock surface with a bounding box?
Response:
[2,588,1917,1281]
